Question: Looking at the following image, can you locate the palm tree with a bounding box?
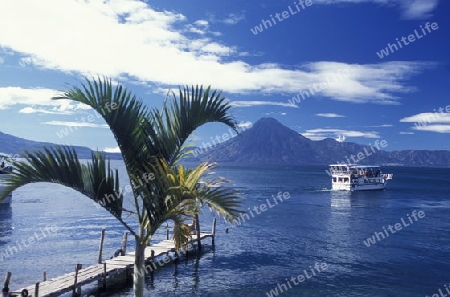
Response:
[165,161,239,250]
[0,78,242,297]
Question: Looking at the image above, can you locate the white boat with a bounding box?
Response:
[0,153,14,204]
[329,164,393,191]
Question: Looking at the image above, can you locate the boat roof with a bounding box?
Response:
[329,164,381,168]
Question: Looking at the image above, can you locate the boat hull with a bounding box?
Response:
[332,183,387,191]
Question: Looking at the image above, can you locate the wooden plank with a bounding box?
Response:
[155,240,176,245]
[105,255,135,264]
[135,246,171,255]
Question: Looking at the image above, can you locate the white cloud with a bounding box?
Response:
[188,27,206,35]
[264,111,289,116]
[222,12,245,25]
[19,107,73,115]
[194,20,209,27]
[367,124,393,128]
[399,112,450,123]
[187,39,235,56]
[314,0,439,19]
[186,20,212,35]
[103,146,121,153]
[399,131,414,134]
[44,121,109,128]
[0,1,432,103]
[298,61,433,105]
[398,0,440,19]
[302,128,380,140]
[412,125,450,133]
[0,87,61,110]
[315,113,346,118]
[231,101,298,108]
[0,86,95,112]
[400,112,450,133]
[237,121,253,129]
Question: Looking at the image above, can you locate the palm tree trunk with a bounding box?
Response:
[133,232,146,297]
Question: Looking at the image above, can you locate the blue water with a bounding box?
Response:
[1,162,450,296]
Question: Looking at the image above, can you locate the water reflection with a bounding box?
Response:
[330,190,352,208]
[348,190,388,208]
[326,189,364,278]
[0,204,12,215]
[0,204,12,246]
[329,188,389,209]
[190,254,200,293]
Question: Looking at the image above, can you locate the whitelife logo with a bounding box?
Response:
[363,210,425,247]
[250,0,313,35]
[376,22,439,59]
[265,262,328,297]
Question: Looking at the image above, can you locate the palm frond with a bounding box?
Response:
[158,85,238,165]
[53,77,159,173]
[164,210,193,250]
[0,146,132,233]
[196,186,242,222]
[165,160,243,222]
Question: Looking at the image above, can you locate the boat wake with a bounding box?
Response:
[317,188,333,192]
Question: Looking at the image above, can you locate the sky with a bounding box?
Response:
[0,0,449,153]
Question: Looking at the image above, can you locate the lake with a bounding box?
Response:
[1,162,449,296]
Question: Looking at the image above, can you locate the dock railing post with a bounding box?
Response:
[3,272,11,290]
[102,262,107,291]
[195,215,201,251]
[98,228,106,264]
[173,251,179,276]
[211,217,216,248]
[121,231,128,255]
[43,271,47,282]
[150,250,155,280]
[72,264,82,296]
[34,282,39,297]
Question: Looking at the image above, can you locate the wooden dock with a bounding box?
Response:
[8,219,216,297]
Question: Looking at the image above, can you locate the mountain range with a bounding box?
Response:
[0,131,121,159]
[190,118,450,167]
[1,118,450,167]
